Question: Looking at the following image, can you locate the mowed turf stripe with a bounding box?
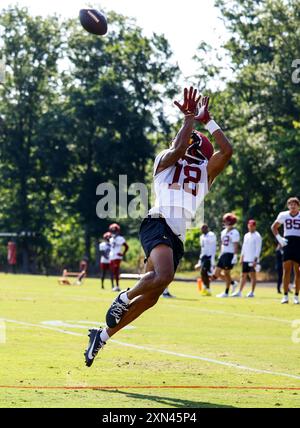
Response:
[166,303,294,325]
[0,385,300,391]
[3,318,300,382]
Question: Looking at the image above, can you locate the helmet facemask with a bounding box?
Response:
[185,131,208,162]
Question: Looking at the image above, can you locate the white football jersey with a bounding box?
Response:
[276,210,300,237]
[109,235,126,260]
[200,231,217,257]
[99,241,111,264]
[241,231,262,262]
[149,150,208,240]
[220,228,240,254]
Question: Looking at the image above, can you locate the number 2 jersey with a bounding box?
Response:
[220,228,240,254]
[276,210,300,237]
[148,149,209,241]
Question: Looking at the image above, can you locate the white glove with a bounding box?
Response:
[276,234,288,247]
[232,254,238,265]
[255,263,261,273]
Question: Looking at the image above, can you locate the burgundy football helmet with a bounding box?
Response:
[103,232,112,240]
[185,130,214,162]
[223,213,237,226]
[109,223,121,233]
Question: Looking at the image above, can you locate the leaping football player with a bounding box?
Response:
[271,197,300,304]
[84,86,233,367]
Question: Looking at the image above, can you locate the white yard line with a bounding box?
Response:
[2,318,300,381]
[110,339,300,381]
[2,318,83,337]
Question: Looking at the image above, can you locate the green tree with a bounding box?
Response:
[190,0,300,270]
[0,6,70,271]
[63,12,180,257]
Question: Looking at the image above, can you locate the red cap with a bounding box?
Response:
[248,219,256,226]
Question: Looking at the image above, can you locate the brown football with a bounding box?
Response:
[79,9,108,36]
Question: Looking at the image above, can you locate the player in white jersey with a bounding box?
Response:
[271,197,300,304]
[84,86,233,367]
[99,232,112,289]
[231,219,262,298]
[108,223,129,292]
[195,224,217,296]
[212,213,240,297]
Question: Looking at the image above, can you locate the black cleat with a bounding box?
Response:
[106,290,129,328]
[162,291,175,298]
[84,328,105,367]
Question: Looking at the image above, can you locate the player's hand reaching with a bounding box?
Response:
[195,96,211,124]
[174,86,201,116]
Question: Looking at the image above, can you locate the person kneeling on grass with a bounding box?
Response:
[84,87,233,367]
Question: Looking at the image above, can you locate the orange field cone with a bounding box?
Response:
[197,277,203,291]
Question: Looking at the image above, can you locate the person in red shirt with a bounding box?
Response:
[7,239,17,273]
[77,256,88,284]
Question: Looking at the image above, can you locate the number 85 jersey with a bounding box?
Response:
[276,210,300,237]
[149,149,208,221]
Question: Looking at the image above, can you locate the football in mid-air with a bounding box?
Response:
[79,9,107,36]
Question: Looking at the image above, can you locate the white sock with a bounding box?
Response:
[119,291,130,304]
[100,329,110,343]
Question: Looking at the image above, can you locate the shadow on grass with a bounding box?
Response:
[103,389,236,408]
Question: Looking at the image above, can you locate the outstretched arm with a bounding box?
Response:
[156,87,200,174]
[195,96,233,187]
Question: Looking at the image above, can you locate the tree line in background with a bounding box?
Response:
[0,0,299,274]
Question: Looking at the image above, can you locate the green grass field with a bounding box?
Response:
[1,273,300,408]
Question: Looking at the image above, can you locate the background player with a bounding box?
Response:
[7,238,17,274]
[195,224,217,296]
[99,232,112,289]
[162,287,175,298]
[109,223,129,292]
[84,87,233,367]
[271,197,300,304]
[231,219,262,298]
[76,256,88,285]
[212,213,240,298]
[275,243,283,294]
